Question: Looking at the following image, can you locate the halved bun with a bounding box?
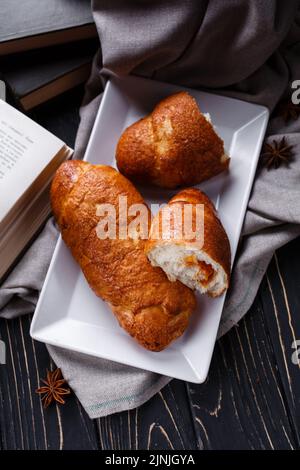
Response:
[145,188,231,297]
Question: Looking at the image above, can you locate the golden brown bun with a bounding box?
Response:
[116,91,229,189]
[51,160,196,351]
[145,188,231,297]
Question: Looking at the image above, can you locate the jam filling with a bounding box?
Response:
[185,255,215,286]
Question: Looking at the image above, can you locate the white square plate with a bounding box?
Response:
[30,75,269,383]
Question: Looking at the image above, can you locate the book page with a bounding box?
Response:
[0,99,65,222]
[0,121,34,180]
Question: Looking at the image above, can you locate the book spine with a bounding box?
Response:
[0,73,23,110]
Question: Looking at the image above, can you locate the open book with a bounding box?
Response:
[0,99,72,281]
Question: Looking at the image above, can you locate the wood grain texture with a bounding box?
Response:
[0,88,300,450]
[187,300,296,449]
[0,315,99,450]
[96,380,197,450]
[187,236,300,450]
[260,240,300,446]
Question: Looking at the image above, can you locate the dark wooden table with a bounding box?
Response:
[0,88,299,450]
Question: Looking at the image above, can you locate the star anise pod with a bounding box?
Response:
[261,137,294,170]
[36,368,71,408]
[278,100,300,122]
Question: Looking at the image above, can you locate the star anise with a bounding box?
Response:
[278,100,300,122]
[261,137,294,170]
[36,368,71,408]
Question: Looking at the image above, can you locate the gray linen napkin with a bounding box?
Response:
[1,1,300,418]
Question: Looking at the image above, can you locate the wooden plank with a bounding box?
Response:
[187,296,297,449]
[0,315,99,449]
[259,237,300,445]
[96,380,198,450]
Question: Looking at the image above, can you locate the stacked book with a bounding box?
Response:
[0,0,98,111]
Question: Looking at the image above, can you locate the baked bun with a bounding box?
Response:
[51,160,196,351]
[145,188,231,297]
[116,91,229,189]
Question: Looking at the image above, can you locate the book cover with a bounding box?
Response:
[0,0,97,55]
